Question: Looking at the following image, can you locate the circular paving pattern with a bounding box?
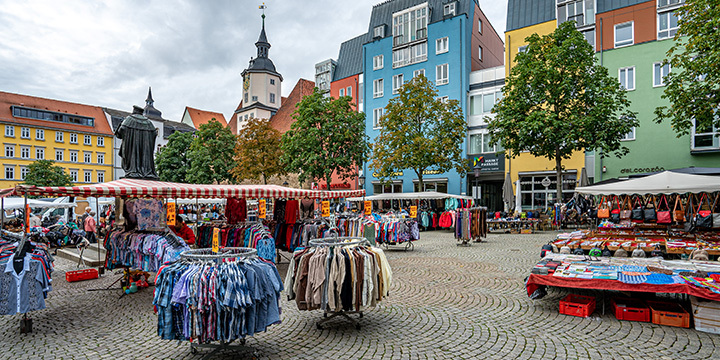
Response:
[1,231,719,359]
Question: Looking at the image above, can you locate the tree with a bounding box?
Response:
[232,117,285,184]
[280,88,369,190]
[370,75,467,192]
[186,119,237,184]
[155,131,194,183]
[654,0,720,136]
[488,21,637,203]
[23,160,73,186]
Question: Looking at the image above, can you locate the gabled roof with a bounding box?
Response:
[506,0,555,32]
[0,90,114,135]
[104,107,195,139]
[184,106,227,128]
[269,79,315,134]
[333,33,370,82]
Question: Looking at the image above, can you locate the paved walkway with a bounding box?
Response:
[1,231,719,359]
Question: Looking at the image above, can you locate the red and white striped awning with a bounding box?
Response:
[14,179,365,199]
[0,188,18,198]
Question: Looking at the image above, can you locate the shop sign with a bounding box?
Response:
[422,169,443,175]
[212,228,220,253]
[409,206,417,218]
[258,199,266,219]
[166,202,176,227]
[541,177,551,187]
[372,171,403,178]
[321,201,330,217]
[364,201,372,216]
[330,183,351,189]
[468,153,504,173]
[25,204,30,233]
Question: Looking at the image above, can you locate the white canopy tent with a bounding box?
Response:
[574,171,720,195]
[347,191,472,202]
[2,197,78,210]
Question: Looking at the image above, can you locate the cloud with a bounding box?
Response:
[0,0,508,122]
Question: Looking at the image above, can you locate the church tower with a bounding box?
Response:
[235,11,283,131]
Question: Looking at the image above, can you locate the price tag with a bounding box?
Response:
[321,200,330,217]
[364,201,372,216]
[166,202,176,227]
[258,199,266,219]
[212,228,220,253]
[410,205,417,218]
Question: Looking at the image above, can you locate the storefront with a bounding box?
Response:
[467,153,504,212]
[518,171,577,210]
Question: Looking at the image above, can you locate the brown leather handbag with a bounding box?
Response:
[597,196,610,219]
[673,195,685,223]
[620,196,632,220]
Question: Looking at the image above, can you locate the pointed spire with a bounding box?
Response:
[146,87,154,107]
[143,86,162,119]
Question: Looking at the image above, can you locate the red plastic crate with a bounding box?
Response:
[612,298,651,322]
[559,294,596,318]
[647,300,690,328]
[65,268,99,282]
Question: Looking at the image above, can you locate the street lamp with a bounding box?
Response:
[282,181,289,186]
[473,164,481,206]
[358,175,365,189]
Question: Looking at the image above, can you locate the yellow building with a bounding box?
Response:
[0,91,115,189]
[504,1,589,210]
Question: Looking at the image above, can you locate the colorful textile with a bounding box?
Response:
[132,199,165,230]
[644,273,674,285]
[618,272,647,284]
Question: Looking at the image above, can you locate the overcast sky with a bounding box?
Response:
[0,0,508,122]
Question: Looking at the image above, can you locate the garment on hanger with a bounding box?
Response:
[127,198,165,230]
[196,222,276,263]
[0,240,53,315]
[225,198,247,224]
[104,229,189,271]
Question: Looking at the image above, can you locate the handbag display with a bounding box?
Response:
[656,195,672,224]
[643,196,657,223]
[712,194,720,229]
[696,193,713,230]
[673,195,685,224]
[684,195,697,233]
[597,196,610,219]
[631,196,644,222]
[620,196,632,220]
[610,197,621,223]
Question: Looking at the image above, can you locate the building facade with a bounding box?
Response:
[361,0,504,196]
[0,91,115,188]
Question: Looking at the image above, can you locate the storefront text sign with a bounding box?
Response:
[166,202,176,227]
[258,199,266,219]
[212,228,220,253]
[364,201,372,215]
[321,201,330,217]
[372,171,403,178]
[468,153,505,173]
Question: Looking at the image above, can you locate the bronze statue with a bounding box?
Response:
[116,106,159,179]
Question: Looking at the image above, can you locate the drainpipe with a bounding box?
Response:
[598,18,603,181]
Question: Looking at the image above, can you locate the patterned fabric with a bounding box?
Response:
[620,265,648,272]
[0,254,50,315]
[644,273,675,285]
[618,272,648,284]
[133,199,165,230]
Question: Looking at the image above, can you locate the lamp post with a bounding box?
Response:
[358,176,365,190]
[473,164,481,206]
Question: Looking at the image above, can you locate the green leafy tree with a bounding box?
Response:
[155,131,194,182]
[23,160,73,186]
[281,88,369,189]
[370,75,467,191]
[489,21,637,203]
[232,117,285,184]
[186,119,237,184]
[654,0,720,136]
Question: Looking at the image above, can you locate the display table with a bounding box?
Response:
[488,219,541,233]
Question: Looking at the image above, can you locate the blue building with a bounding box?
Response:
[355,0,504,196]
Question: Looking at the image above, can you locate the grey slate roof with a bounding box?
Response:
[597,0,653,14]
[104,107,195,139]
[367,0,477,37]
[506,0,555,32]
[333,33,370,81]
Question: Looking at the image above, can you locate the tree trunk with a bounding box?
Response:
[417,170,424,193]
[262,173,267,185]
[555,147,563,206]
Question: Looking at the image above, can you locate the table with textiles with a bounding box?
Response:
[488,218,541,233]
[526,254,720,302]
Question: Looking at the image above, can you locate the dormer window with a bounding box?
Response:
[374,25,385,39]
[444,2,456,16]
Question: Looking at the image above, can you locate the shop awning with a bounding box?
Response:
[346,191,472,202]
[14,178,365,199]
[575,171,720,195]
[1,198,77,210]
[0,188,17,198]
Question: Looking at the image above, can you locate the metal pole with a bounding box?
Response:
[195,197,199,238]
[1,197,4,232]
[95,197,100,270]
[23,194,28,235]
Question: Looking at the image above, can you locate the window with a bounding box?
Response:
[69,133,77,144]
[70,150,78,163]
[392,3,428,46]
[518,45,528,53]
[373,182,403,194]
[55,131,63,142]
[557,0,595,27]
[35,129,44,140]
[4,145,14,158]
[346,86,352,97]
[55,149,63,161]
[413,69,425,78]
[84,135,91,145]
[339,88,345,97]
[658,11,679,39]
[97,137,104,147]
[373,79,384,98]
[653,62,671,87]
[618,67,635,90]
[5,126,14,137]
[483,93,495,113]
[20,146,29,159]
[478,18,483,34]
[622,127,636,141]
[443,2,456,16]
[270,79,275,85]
[414,180,447,193]
[373,55,384,70]
[251,96,258,102]
[392,74,404,94]
[20,167,28,180]
[84,152,91,163]
[270,93,276,103]
[97,153,104,164]
[436,64,449,85]
[478,46,483,61]
[70,170,78,183]
[470,91,503,115]
[35,148,44,160]
[393,42,427,68]
[97,171,104,183]
[5,166,14,180]
[436,37,448,54]
[11,106,94,126]
[20,127,30,139]
[692,119,719,150]
[373,108,384,129]
[519,174,577,210]
[614,22,634,48]
[658,0,684,8]
[84,170,91,183]
[244,93,248,103]
[373,25,385,38]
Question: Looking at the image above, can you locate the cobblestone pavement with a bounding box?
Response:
[1,231,719,359]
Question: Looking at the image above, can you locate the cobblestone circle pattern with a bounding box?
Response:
[1,231,719,359]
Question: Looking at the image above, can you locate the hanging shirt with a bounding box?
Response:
[0,253,51,315]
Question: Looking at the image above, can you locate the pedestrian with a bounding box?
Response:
[170,215,195,246]
[28,213,42,228]
[84,211,97,243]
